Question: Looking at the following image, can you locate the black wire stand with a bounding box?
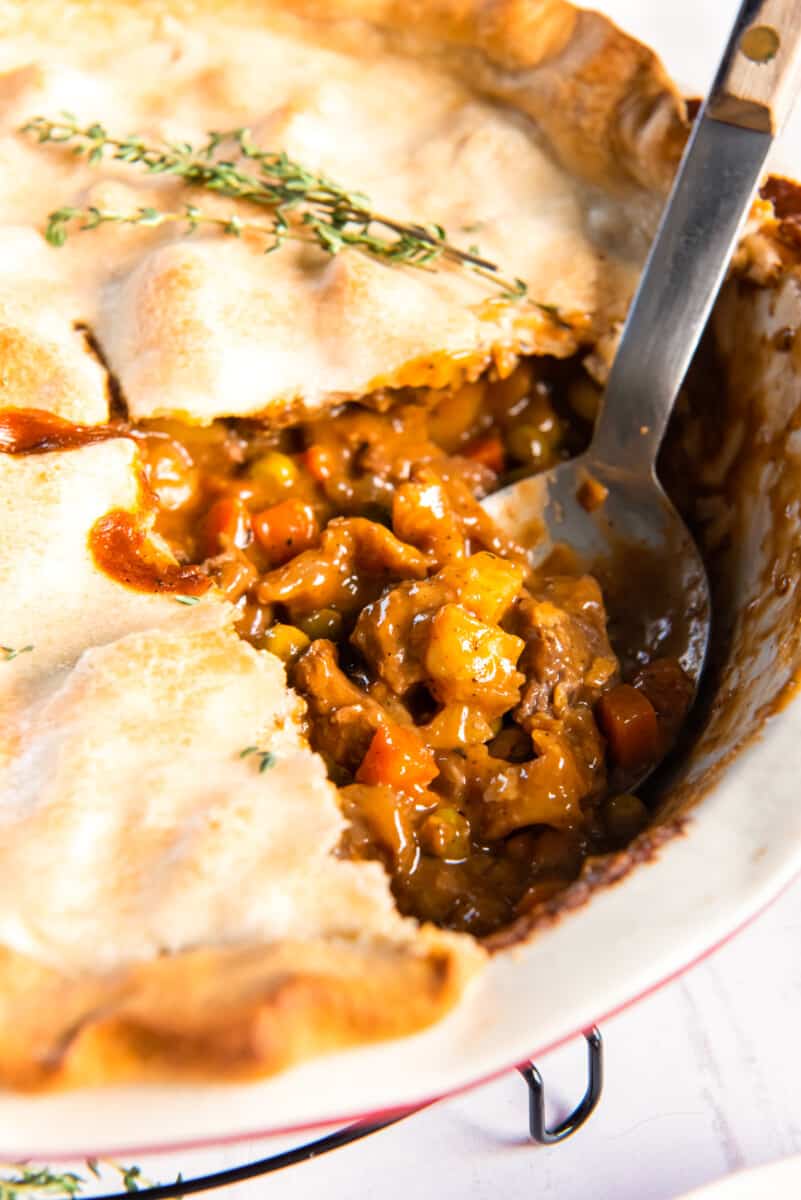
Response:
[83,1028,603,1199]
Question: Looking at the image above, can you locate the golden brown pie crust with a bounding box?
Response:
[0,0,688,1090]
[0,936,475,1090]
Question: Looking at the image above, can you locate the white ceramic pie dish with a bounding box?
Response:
[7,706,798,1159]
[4,0,801,1157]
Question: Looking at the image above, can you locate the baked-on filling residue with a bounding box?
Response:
[3,358,692,936]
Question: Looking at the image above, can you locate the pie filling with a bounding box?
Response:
[5,356,692,938]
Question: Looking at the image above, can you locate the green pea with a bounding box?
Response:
[298,608,344,642]
[263,623,310,664]
[250,451,299,499]
[506,422,561,468]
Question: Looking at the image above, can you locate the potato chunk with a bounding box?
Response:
[438,551,526,624]
[425,604,524,711]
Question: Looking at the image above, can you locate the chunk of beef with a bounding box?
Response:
[514,575,619,723]
[293,639,385,772]
[477,707,606,840]
[351,576,447,694]
[352,552,527,700]
[256,517,427,615]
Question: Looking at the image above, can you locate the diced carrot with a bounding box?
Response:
[596,684,659,772]
[356,723,439,793]
[463,433,505,474]
[251,499,319,565]
[303,444,334,484]
[201,495,250,557]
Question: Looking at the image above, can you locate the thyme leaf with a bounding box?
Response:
[0,1159,153,1198]
[45,204,302,256]
[0,1166,84,1199]
[98,1160,160,1195]
[239,746,277,773]
[1,645,33,662]
[117,1164,142,1193]
[173,594,201,606]
[22,115,548,306]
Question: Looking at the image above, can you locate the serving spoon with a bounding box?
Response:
[485,0,801,696]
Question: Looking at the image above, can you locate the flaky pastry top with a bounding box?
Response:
[0,0,686,424]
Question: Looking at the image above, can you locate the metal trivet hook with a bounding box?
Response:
[518,1026,603,1144]
[81,1028,603,1199]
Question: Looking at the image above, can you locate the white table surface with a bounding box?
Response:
[21,4,801,1196]
[68,871,799,1200]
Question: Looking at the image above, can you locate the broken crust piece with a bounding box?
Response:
[1,0,687,424]
[0,605,481,1089]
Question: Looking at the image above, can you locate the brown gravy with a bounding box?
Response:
[0,408,125,455]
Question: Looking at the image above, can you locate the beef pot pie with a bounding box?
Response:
[0,0,714,1089]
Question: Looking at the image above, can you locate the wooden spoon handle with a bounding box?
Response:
[709,0,801,133]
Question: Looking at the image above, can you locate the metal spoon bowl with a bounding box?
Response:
[484,462,710,686]
[484,0,801,731]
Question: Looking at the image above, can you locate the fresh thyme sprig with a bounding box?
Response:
[239,746,277,773]
[1,645,33,662]
[22,114,537,303]
[0,1159,155,1199]
[46,203,312,255]
[0,1166,83,1199]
